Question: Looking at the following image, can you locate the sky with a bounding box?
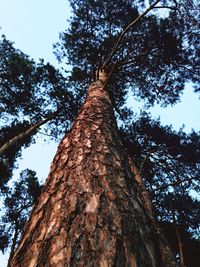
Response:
[0,0,70,64]
[0,0,199,265]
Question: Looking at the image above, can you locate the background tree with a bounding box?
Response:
[0,169,42,260]
[0,121,33,192]
[0,35,79,191]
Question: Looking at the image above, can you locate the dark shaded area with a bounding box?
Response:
[119,114,200,265]
[0,169,42,255]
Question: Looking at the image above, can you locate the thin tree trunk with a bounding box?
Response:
[174,225,184,267]
[9,81,177,267]
[170,201,184,267]
[7,226,19,267]
[0,110,59,157]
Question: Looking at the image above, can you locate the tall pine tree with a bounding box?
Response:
[8,0,200,266]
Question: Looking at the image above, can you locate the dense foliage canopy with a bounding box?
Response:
[55,0,199,108]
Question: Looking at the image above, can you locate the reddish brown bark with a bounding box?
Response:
[9,81,177,267]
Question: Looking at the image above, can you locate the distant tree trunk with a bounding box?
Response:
[9,81,177,267]
[170,200,184,267]
[7,225,19,267]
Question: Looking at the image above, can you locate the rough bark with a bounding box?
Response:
[128,156,153,216]
[9,81,177,267]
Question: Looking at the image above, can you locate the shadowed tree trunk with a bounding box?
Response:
[9,80,177,267]
[7,225,19,267]
[128,156,153,216]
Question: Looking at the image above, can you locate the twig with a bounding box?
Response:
[139,155,148,175]
[38,131,61,142]
[153,6,176,10]
[118,50,150,67]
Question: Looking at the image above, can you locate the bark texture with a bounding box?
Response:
[9,81,177,267]
[128,156,153,216]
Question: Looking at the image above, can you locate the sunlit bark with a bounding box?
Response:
[9,81,177,267]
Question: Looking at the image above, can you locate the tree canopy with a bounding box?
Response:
[55,0,199,108]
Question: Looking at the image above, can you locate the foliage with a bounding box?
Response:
[55,0,199,108]
[0,121,33,192]
[0,35,79,189]
[119,114,200,262]
[0,36,40,118]
[120,114,200,191]
[0,35,78,130]
[0,169,42,254]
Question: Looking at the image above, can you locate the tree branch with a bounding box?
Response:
[0,109,61,157]
[151,177,199,193]
[118,51,150,67]
[102,62,118,90]
[103,0,160,69]
[153,6,176,10]
[7,226,19,267]
[38,131,61,141]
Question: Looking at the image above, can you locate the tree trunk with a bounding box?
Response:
[9,81,177,267]
[128,156,153,216]
[7,226,19,267]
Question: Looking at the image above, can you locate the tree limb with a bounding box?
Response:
[153,6,177,10]
[151,177,200,193]
[170,200,184,267]
[0,109,61,157]
[7,226,19,267]
[118,51,150,67]
[103,0,161,69]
